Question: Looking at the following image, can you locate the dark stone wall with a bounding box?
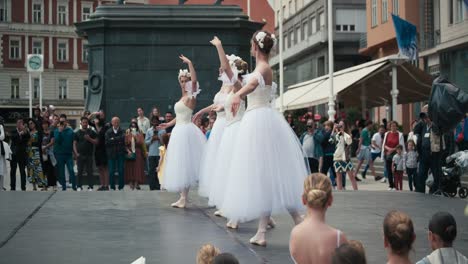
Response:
[76,4,262,123]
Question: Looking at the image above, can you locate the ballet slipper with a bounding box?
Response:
[170,198,186,208]
[214,210,223,217]
[267,217,276,229]
[249,231,267,247]
[226,220,238,229]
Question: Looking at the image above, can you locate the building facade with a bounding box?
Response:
[146,0,275,32]
[0,0,102,127]
[419,0,468,91]
[270,0,368,116]
[359,0,424,131]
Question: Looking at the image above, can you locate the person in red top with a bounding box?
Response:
[381,121,406,190]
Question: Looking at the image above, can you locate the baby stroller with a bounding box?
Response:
[438,151,468,198]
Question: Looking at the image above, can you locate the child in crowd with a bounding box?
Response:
[405,140,418,191]
[290,173,347,264]
[332,240,367,264]
[383,210,415,264]
[392,145,405,191]
[196,244,220,264]
[157,133,170,190]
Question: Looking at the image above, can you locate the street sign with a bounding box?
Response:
[27,54,44,72]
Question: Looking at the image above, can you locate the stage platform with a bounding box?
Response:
[0,190,466,263]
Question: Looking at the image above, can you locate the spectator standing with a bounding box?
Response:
[145,117,166,190]
[383,210,415,264]
[381,121,405,191]
[73,117,98,191]
[105,117,126,190]
[137,107,151,136]
[54,114,76,191]
[391,145,405,191]
[332,121,358,191]
[124,121,146,190]
[355,121,380,181]
[149,107,164,123]
[93,115,110,191]
[157,133,170,189]
[362,125,386,181]
[351,120,361,158]
[405,140,418,191]
[41,121,57,191]
[9,119,30,191]
[321,121,344,188]
[286,113,297,135]
[299,119,323,173]
[164,112,175,133]
[0,119,11,191]
[27,119,46,190]
[416,212,468,264]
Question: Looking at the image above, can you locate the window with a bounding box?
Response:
[392,0,399,15]
[350,25,355,31]
[11,78,19,99]
[32,39,43,54]
[450,0,454,24]
[282,5,286,19]
[83,80,89,99]
[58,3,68,25]
[57,39,68,62]
[301,20,308,41]
[289,29,294,46]
[82,42,88,63]
[372,0,377,26]
[9,37,21,60]
[33,2,43,24]
[82,3,93,21]
[276,10,280,26]
[58,79,67,99]
[283,33,287,50]
[319,12,325,29]
[317,56,325,76]
[311,16,317,34]
[343,25,348,31]
[456,0,466,22]
[289,0,293,16]
[295,26,300,44]
[0,0,8,22]
[33,78,39,99]
[336,25,341,31]
[382,0,388,23]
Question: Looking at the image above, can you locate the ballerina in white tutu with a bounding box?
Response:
[220,31,309,246]
[194,40,241,198]
[159,55,206,209]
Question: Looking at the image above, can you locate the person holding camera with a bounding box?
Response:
[105,117,126,191]
[299,119,323,173]
[145,117,166,190]
[54,114,77,191]
[73,117,98,191]
[9,119,30,191]
[332,121,358,191]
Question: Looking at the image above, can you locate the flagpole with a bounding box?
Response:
[279,0,284,113]
[327,0,335,121]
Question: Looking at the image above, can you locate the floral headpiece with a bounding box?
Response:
[225,54,246,74]
[178,69,191,79]
[255,31,277,49]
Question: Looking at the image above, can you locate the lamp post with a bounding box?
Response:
[327,0,335,121]
[279,0,284,113]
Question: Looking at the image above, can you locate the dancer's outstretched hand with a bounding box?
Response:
[210,36,222,46]
[231,94,241,116]
[179,54,191,64]
[192,111,203,123]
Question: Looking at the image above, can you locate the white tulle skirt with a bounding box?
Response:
[208,121,240,208]
[198,116,227,197]
[162,122,206,192]
[220,107,309,223]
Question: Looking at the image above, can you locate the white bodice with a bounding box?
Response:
[174,101,193,125]
[225,92,245,125]
[244,72,277,112]
[213,91,229,118]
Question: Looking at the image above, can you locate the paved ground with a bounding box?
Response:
[0,185,467,264]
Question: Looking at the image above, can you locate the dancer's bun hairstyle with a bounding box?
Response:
[302,173,332,209]
[252,30,276,55]
[383,210,415,255]
[234,59,249,77]
[428,211,457,245]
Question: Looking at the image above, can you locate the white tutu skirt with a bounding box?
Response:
[220,107,309,223]
[198,116,227,197]
[162,122,206,192]
[208,121,240,207]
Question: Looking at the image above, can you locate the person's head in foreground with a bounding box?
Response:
[213,253,240,264]
[196,244,220,264]
[383,210,415,264]
[331,240,367,264]
[416,211,468,264]
[289,173,347,264]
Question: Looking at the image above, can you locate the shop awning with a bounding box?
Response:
[276,55,433,110]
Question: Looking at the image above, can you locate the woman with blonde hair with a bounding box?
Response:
[196,244,220,264]
[383,210,415,264]
[290,173,347,263]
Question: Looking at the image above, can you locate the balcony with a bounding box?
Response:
[420,31,440,51]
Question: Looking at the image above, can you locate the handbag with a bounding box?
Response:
[125,152,136,161]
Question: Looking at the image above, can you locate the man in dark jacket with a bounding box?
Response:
[54,114,76,191]
[9,119,30,191]
[105,117,126,190]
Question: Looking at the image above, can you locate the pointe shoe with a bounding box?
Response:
[267,218,276,229]
[226,220,238,229]
[171,198,186,208]
[214,210,223,217]
[249,232,267,247]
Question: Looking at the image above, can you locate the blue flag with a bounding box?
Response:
[392,14,418,61]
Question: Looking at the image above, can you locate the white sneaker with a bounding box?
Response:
[381,178,387,183]
[77,187,82,192]
[87,187,93,192]
[387,187,393,191]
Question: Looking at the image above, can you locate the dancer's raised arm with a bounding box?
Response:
[210,36,234,80]
[231,78,259,115]
[179,55,197,93]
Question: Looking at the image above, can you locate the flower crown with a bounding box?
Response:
[255,31,277,49]
[178,69,191,79]
[225,54,246,74]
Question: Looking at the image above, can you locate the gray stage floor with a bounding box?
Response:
[0,190,467,263]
